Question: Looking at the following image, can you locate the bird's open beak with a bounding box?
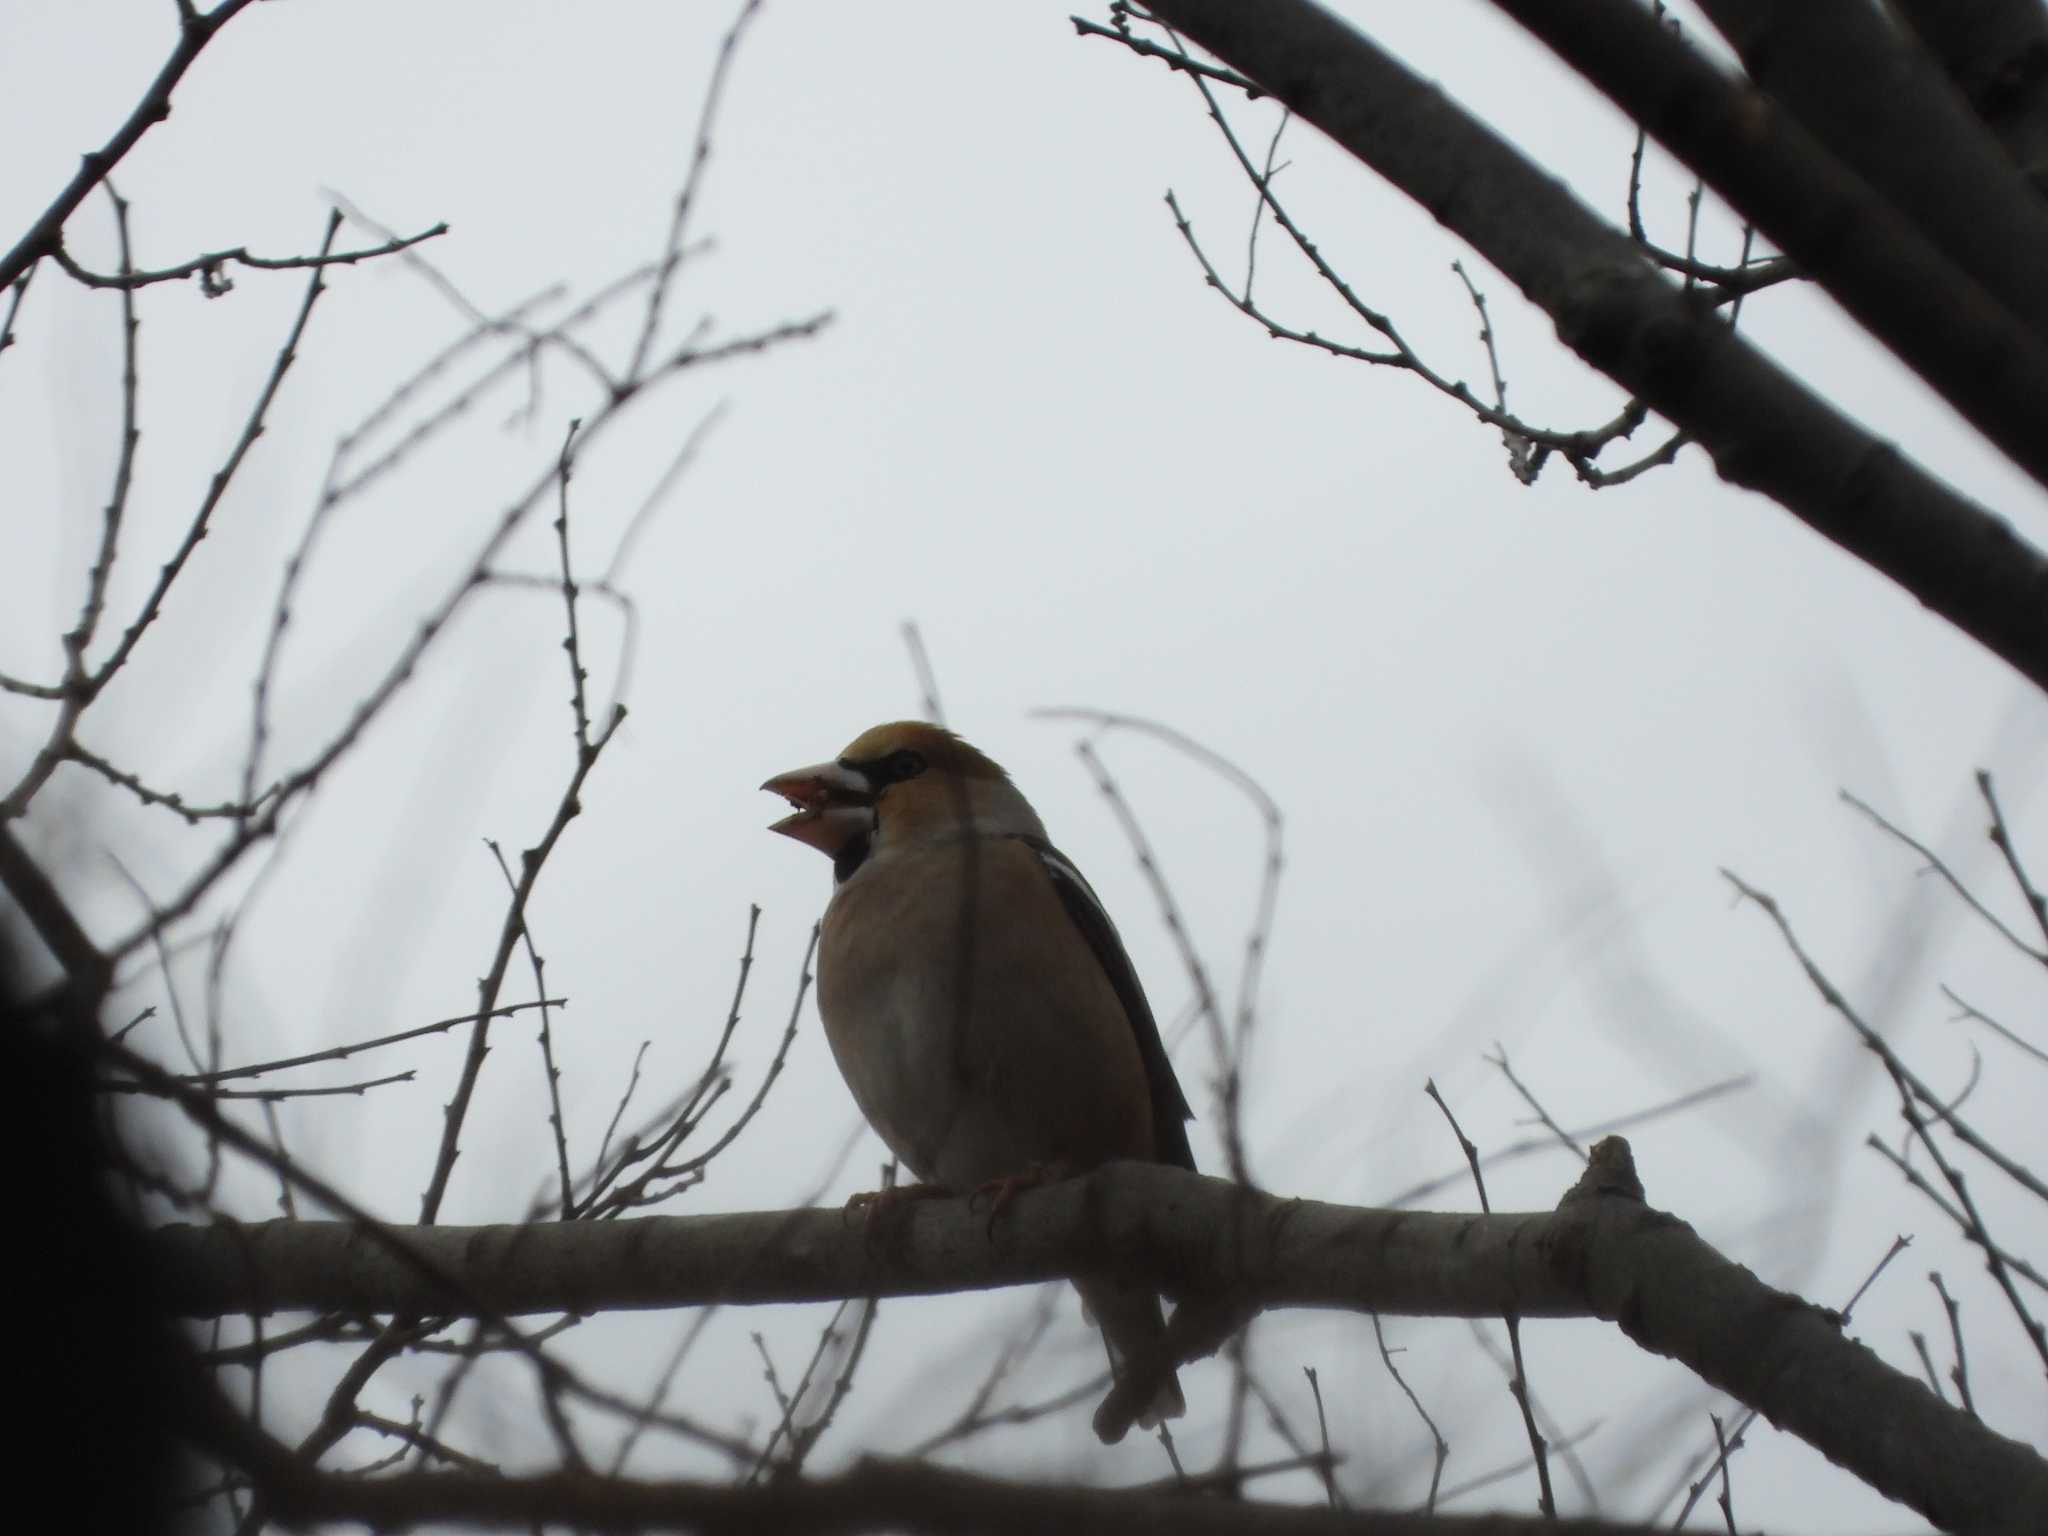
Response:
[761,760,873,855]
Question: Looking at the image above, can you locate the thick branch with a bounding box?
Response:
[221,1447,1708,1535]
[156,1168,1573,1319]
[1488,0,2048,491]
[1891,0,2048,195]
[0,824,109,1007]
[1688,0,2048,347]
[152,1158,2048,1533]
[1122,0,2048,694]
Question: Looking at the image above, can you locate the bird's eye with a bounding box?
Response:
[889,750,926,781]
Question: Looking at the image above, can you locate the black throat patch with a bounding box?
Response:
[832,830,873,884]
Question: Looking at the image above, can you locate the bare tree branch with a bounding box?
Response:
[0,0,265,292]
[1097,0,2048,694]
[1689,0,2048,346]
[47,220,446,294]
[1891,0,2048,194]
[152,1152,2048,1534]
[191,1420,1769,1536]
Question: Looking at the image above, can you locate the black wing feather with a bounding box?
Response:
[1014,835,1196,1173]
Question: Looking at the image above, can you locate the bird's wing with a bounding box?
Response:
[1011,834,1196,1172]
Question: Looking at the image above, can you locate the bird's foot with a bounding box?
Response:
[968,1161,1072,1237]
[842,1181,950,1229]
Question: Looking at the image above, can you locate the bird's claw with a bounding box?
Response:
[842,1181,949,1230]
[967,1161,1070,1238]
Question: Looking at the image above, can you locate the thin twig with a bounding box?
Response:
[351,1407,499,1477]
[112,307,827,968]
[1727,870,2048,1373]
[1435,1421,1600,1507]
[1866,1135,2048,1294]
[49,221,444,293]
[1102,20,1671,488]
[900,1292,1092,1458]
[1841,788,2047,964]
[593,1040,655,1190]
[259,1098,298,1217]
[327,194,616,395]
[1039,707,1282,1189]
[1730,870,2048,1382]
[1070,15,1265,97]
[63,740,265,824]
[0,0,266,292]
[201,1315,369,1369]
[1909,1331,1947,1402]
[553,418,594,753]
[1707,1414,1739,1535]
[781,1293,886,1477]
[625,0,765,384]
[610,1310,724,1474]
[81,209,344,745]
[1424,1081,1556,1518]
[1931,1272,1978,1418]
[333,268,649,506]
[1450,259,1540,483]
[1486,1042,1587,1161]
[0,262,32,353]
[485,839,574,1220]
[181,999,565,1085]
[748,1331,798,1467]
[1371,1312,1448,1514]
[1302,1367,1340,1509]
[103,1069,415,1101]
[1243,108,1290,304]
[900,621,947,727]
[590,905,756,1208]
[1978,771,2048,956]
[79,182,142,670]
[1941,984,2048,1067]
[1233,1356,1309,1494]
[1385,1073,1751,1208]
[603,400,729,586]
[582,919,811,1218]
[419,695,625,1224]
[1839,1233,1912,1326]
[102,1039,763,1466]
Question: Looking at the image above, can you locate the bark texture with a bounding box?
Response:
[1132,0,2048,695]
[153,1153,2048,1534]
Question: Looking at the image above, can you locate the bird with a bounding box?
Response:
[761,720,1196,1437]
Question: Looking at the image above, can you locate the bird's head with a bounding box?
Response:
[761,721,1044,868]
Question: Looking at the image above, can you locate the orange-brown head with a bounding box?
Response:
[761,722,1043,876]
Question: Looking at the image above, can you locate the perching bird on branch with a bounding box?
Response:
[762,721,1196,1436]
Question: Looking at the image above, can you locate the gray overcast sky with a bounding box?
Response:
[4,3,2043,1527]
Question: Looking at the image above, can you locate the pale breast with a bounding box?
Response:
[815,837,1156,1191]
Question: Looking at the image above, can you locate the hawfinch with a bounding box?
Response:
[762,721,1196,1435]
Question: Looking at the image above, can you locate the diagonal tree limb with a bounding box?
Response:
[1107,0,2048,695]
[1687,0,2048,348]
[0,824,110,1010]
[1890,0,2048,195]
[1486,0,2048,492]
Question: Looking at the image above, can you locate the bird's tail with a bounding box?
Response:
[1078,1277,1184,1442]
